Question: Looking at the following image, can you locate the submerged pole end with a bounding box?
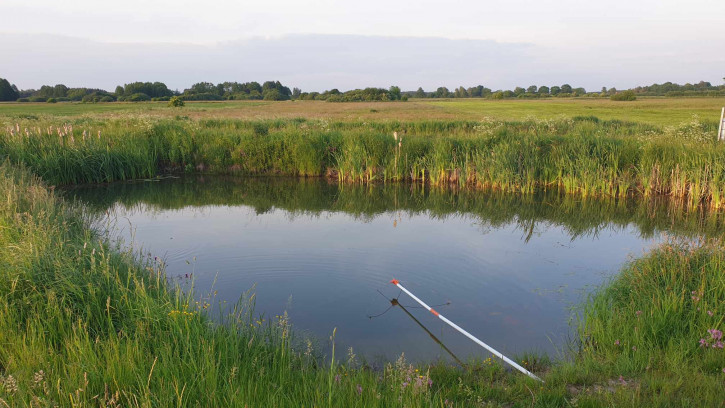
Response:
[390,279,400,285]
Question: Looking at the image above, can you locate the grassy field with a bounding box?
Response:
[0,98,724,406]
[2,100,725,209]
[2,97,724,125]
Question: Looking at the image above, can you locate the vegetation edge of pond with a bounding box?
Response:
[3,116,725,211]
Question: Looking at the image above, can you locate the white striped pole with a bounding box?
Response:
[390,279,543,382]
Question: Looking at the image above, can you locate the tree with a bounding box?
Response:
[526,85,538,94]
[186,82,217,95]
[611,90,636,101]
[415,87,426,98]
[168,96,185,107]
[513,87,526,96]
[434,87,451,98]
[53,84,69,97]
[550,86,561,95]
[538,86,550,95]
[292,87,301,99]
[561,84,573,94]
[388,85,401,100]
[455,86,468,98]
[263,89,286,101]
[262,81,291,100]
[0,78,19,101]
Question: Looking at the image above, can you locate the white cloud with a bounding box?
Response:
[2,33,723,92]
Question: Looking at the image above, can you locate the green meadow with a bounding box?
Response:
[1,99,724,407]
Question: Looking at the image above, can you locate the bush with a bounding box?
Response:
[611,90,637,101]
[168,96,185,107]
[491,91,504,100]
[28,96,47,103]
[181,93,223,101]
[128,93,151,102]
[16,98,29,102]
[46,98,57,103]
[99,96,114,102]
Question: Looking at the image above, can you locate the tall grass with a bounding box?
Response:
[2,116,724,209]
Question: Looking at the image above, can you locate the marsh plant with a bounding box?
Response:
[2,115,725,209]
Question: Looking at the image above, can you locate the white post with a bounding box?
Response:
[718,107,725,142]
[390,279,544,382]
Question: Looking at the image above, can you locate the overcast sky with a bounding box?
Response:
[2,0,724,91]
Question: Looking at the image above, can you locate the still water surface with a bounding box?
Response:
[68,176,721,364]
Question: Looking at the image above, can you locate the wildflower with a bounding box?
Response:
[635,310,642,317]
[356,384,362,395]
[614,339,620,346]
[618,375,627,386]
[700,338,708,347]
[427,378,433,387]
[2,375,18,394]
[33,370,45,384]
[631,346,637,351]
[713,341,724,349]
[708,329,723,340]
[722,368,725,373]
[708,310,714,316]
[334,374,340,384]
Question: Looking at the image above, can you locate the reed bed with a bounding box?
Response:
[2,116,723,209]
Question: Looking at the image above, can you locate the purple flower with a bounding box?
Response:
[714,341,724,349]
[427,378,433,387]
[708,329,723,340]
[334,374,340,384]
[635,310,642,317]
[700,338,708,347]
[614,339,620,346]
[356,384,362,395]
[707,310,714,317]
[401,382,408,389]
[618,375,627,386]
[722,368,725,373]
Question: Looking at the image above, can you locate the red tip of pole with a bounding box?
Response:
[430,308,440,317]
[390,279,400,285]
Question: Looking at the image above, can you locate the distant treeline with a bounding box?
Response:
[0,80,293,103]
[0,77,724,102]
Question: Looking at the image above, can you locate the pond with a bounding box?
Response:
[67,176,723,365]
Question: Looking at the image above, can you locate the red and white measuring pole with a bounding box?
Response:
[390,279,543,382]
